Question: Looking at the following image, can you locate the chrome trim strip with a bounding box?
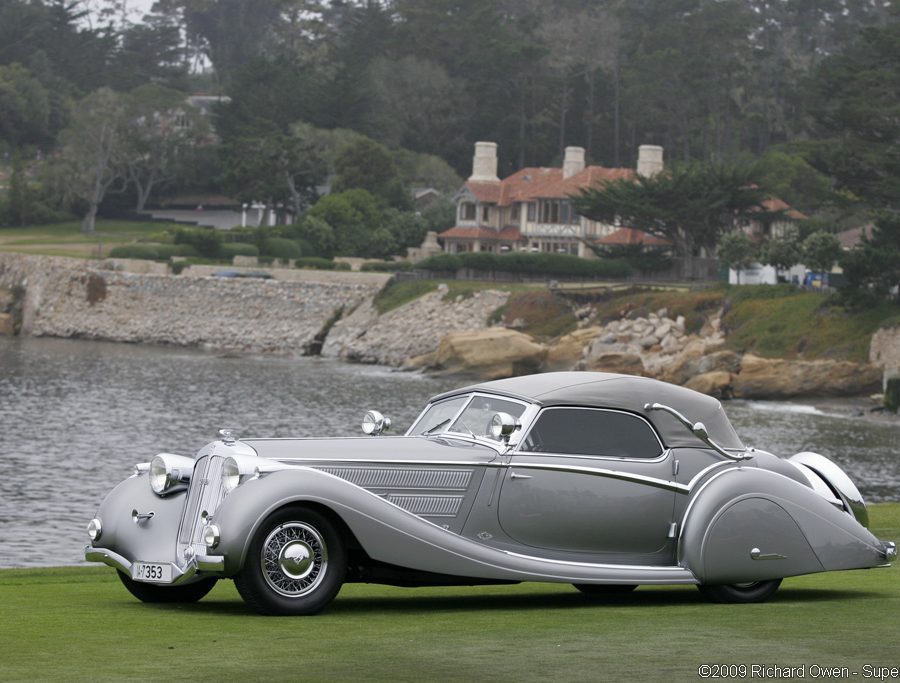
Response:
[498,548,693,573]
[508,462,689,494]
[684,460,737,490]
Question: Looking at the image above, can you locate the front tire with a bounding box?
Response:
[117,572,218,603]
[697,579,782,604]
[234,506,346,616]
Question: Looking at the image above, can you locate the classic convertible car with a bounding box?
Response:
[85,372,895,615]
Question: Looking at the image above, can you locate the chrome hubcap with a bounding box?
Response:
[261,522,328,597]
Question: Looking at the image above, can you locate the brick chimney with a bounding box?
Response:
[469,142,499,183]
[637,145,664,177]
[563,146,585,179]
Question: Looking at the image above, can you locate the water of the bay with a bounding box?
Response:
[1,336,897,567]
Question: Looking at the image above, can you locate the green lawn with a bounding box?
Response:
[0,220,180,258]
[2,504,898,682]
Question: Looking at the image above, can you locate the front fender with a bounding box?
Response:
[679,467,887,584]
[87,474,186,567]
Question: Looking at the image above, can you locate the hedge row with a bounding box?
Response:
[220,242,260,258]
[295,257,351,271]
[360,260,413,272]
[416,252,631,278]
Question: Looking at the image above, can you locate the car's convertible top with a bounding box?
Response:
[433,371,743,449]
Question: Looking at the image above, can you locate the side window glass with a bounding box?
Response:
[522,408,662,458]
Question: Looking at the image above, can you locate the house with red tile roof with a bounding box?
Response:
[439,142,665,257]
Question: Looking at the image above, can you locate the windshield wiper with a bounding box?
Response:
[423,418,451,435]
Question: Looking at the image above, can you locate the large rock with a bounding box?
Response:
[0,312,14,336]
[429,328,546,380]
[732,354,882,398]
[580,351,645,376]
[662,348,741,386]
[684,371,733,398]
[543,326,602,371]
[870,325,900,372]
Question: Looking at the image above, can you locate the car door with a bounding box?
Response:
[497,407,677,558]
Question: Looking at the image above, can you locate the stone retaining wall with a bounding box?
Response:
[0,253,386,353]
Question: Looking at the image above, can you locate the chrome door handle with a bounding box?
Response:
[509,472,532,480]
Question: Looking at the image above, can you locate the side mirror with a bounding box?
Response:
[362,410,391,436]
[489,412,519,442]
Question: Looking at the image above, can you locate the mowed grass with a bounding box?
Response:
[0,221,180,258]
[2,504,898,682]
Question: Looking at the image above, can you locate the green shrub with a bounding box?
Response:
[258,256,274,265]
[158,244,199,258]
[294,257,335,270]
[417,254,462,271]
[261,237,303,259]
[108,244,163,260]
[220,242,260,258]
[361,260,413,272]
[174,227,222,257]
[170,260,189,275]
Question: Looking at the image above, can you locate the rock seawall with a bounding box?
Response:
[0,253,386,353]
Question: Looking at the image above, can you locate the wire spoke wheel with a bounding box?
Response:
[235,506,346,616]
[262,522,328,597]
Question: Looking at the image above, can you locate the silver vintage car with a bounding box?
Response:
[85,372,895,614]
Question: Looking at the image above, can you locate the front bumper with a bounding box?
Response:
[84,545,225,584]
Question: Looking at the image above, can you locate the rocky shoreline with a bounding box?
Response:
[1,253,896,401]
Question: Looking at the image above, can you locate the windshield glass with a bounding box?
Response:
[450,396,528,441]
[408,396,469,436]
[408,394,530,441]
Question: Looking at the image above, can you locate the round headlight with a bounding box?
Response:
[362,410,391,436]
[489,412,518,441]
[222,457,241,493]
[87,518,102,542]
[148,453,194,495]
[202,524,220,549]
[149,455,170,494]
[222,456,259,494]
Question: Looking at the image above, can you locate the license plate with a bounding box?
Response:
[132,562,173,583]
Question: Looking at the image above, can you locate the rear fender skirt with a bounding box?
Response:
[679,467,886,583]
[213,467,697,585]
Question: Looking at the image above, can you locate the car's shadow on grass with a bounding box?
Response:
[141,585,884,617]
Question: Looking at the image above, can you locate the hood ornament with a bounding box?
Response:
[217,428,238,445]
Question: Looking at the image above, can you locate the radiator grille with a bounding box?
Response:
[177,455,227,548]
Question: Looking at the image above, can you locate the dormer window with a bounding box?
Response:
[460,202,476,221]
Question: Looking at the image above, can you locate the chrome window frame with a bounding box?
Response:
[514,406,667,463]
[407,393,534,445]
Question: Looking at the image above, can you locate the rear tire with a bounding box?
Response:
[234,506,346,616]
[573,584,637,596]
[697,579,782,604]
[117,572,218,603]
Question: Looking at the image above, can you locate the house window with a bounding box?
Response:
[460,202,476,221]
[527,203,536,221]
[539,200,563,224]
[511,204,520,221]
[482,205,490,222]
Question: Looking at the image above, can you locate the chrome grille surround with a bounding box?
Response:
[177,455,227,562]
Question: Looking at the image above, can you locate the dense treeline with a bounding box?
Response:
[0,0,897,296]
